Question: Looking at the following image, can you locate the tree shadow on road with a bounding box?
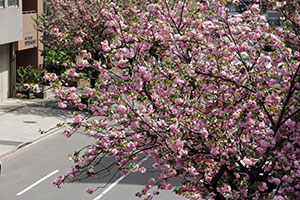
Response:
[68,156,182,187]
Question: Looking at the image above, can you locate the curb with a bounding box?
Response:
[0,127,62,159]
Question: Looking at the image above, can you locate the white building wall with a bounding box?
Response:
[0,43,10,101]
[0,0,22,100]
[0,0,22,45]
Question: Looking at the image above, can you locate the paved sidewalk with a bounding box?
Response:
[0,98,72,158]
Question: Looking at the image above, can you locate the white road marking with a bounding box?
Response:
[16,170,59,196]
[93,156,149,200]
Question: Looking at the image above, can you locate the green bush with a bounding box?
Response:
[17,65,45,85]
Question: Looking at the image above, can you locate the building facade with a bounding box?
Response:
[0,0,43,101]
[16,0,43,70]
[0,0,22,101]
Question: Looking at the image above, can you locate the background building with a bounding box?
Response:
[0,0,44,101]
[0,0,22,101]
[16,0,43,70]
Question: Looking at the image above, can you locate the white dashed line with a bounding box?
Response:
[93,156,149,200]
[16,170,59,196]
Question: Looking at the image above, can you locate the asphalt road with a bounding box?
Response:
[0,132,187,200]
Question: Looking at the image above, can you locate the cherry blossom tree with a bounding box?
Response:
[37,0,300,199]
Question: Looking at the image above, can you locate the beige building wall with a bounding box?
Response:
[17,12,37,51]
[16,0,43,69]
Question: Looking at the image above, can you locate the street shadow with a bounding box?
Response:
[68,156,182,187]
[10,99,78,120]
[0,140,23,146]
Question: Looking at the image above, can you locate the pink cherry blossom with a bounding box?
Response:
[85,187,94,194]
[37,0,300,199]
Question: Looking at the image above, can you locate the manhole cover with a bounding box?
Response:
[23,121,37,124]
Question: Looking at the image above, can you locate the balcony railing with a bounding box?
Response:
[23,10,36,14]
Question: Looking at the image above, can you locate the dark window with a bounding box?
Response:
[0,0,4,8]
[8,0,19,7]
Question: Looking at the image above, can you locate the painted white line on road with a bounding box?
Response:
[93,156,149,200]
[16,170,59,196]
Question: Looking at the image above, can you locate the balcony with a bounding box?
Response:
[16,11,38,51]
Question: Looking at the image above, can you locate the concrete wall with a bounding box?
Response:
[0,44,10,101]
[0,0,22,45]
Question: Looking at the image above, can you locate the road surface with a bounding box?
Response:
[0,131,187,200]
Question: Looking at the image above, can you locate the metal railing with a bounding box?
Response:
[23,10,36,14]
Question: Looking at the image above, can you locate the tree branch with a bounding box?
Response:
[195,70,256,93]
[273,63,300,134]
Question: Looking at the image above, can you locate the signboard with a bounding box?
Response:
[24,36,37,46]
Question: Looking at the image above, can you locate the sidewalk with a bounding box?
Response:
[0,97,72,158]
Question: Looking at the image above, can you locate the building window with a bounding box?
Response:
[0,0,4,8]
[8,0,19,7]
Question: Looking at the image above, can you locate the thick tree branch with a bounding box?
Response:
[195,70,257,93]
